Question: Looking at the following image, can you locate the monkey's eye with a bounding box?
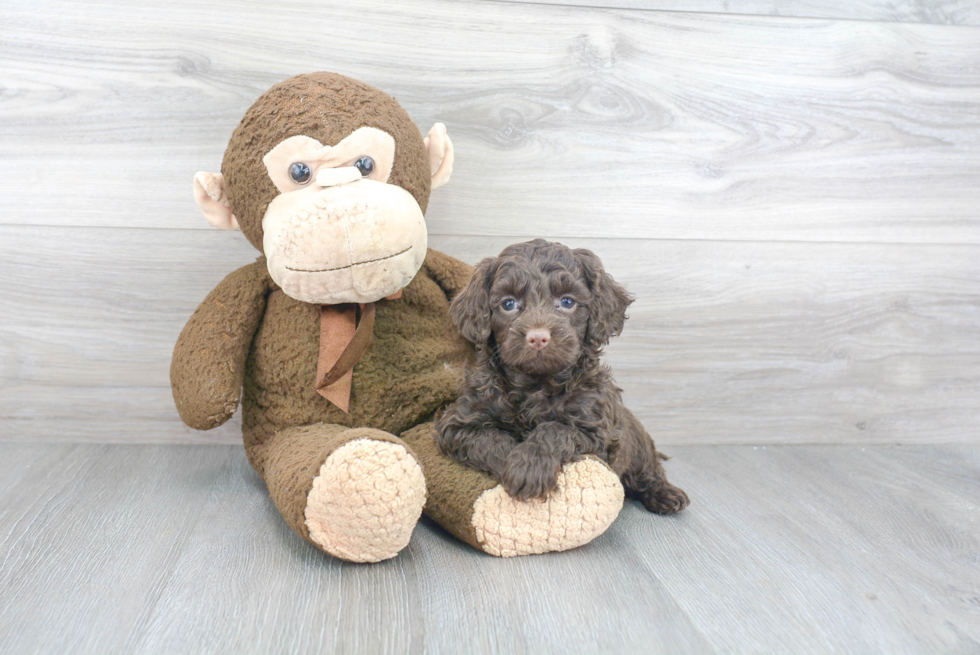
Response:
[559,297,576,309]
[288,162,312,185]
[354,156,375,176]
[501,298,519,312]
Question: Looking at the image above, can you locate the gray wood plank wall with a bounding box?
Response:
[1,0,978,446]
[494,0,980,25]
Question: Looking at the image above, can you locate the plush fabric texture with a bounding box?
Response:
[471,457,624,557]
[402,425,624,554]
[262,129,396,193]
[305,438,426,563]
[173,250,485,556]
[221,72,432,252]
[258,423,403,544]
[172,246,632,559]
[171,248,471,458]
[170,261,272,430]
[193,171,238,230]
[237,250,473,468]
[399,422,498,548]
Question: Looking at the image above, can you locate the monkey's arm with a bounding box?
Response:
[170,259,271,430]
[423,248,475,301]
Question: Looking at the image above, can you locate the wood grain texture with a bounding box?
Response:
[0,444,239,654]
[133,462,713,655]
[1,444,977,654]
[493,0,980,26]
[1,0,978,243]
[624,444,980,653]
[2,226,977,445]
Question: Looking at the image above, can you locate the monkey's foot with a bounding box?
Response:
[471,457,624,557]
[304,439,426,563]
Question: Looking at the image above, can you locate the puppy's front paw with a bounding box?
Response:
[641,482,690,514]
[500,445,560,501]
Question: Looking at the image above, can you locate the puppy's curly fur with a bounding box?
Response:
[436,239,689,514]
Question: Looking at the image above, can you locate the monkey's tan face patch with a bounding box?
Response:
[263,128,396,193]
[260,128,426,305]
[263,178,427,304]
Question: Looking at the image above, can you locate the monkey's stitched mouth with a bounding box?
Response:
[285,246,412,273]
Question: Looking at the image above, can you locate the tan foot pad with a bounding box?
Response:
[472,458,625,557]
[305,439,426,563]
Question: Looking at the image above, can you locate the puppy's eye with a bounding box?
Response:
[289,162,312,185]
[354,156,375,176]
[559,297,576,309]
[501,298,518,312]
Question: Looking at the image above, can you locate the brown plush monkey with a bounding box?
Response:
[172,72,625,562]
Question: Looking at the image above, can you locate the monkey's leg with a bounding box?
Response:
[251,424,426,563]
[402,423,625,558]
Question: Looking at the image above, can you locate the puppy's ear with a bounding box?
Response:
[450,257,496,345]
[574,248,634,349]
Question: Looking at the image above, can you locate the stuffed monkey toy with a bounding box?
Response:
[171,72,625,562]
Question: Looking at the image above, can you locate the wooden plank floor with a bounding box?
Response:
[1,443,977,654]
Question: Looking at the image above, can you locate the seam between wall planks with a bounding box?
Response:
[0,429,973,447]
[4,223,980,250]
[482,0,980,28]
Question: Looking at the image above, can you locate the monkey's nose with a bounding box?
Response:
[315,166,361,188]
[525,329,551,350]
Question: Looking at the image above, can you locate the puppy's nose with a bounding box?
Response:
[525,328,551,350]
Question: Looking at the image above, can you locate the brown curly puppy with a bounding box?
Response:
[436,239,689,514]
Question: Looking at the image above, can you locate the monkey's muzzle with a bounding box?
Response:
[262,180,427,305]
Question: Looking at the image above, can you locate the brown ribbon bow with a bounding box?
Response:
[315,290,401,413]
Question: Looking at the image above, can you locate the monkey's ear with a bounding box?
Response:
[193,171,240,230]
[449,257,495,345]
[423,123,454,190]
